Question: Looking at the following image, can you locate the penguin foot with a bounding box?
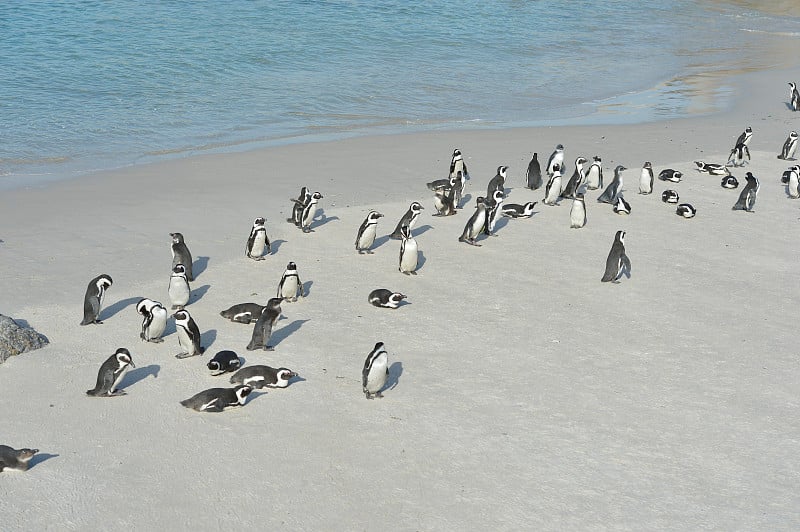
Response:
[108,389,127,397]
[175,352,193,359]
[410,271,418,275]
[150,337,164,344]
[264,346,275,351]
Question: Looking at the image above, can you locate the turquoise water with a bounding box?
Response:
[2,1,799,183]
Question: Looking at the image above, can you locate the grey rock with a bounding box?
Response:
[0,314,49,364]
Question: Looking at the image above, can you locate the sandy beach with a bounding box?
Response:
[2,60,800,530]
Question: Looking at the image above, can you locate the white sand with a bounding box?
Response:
[2,66,800,529]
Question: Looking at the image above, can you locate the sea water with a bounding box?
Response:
[2,1,799,184]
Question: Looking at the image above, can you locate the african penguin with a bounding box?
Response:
[560,156,586,199]
[597,165,626,204]
[173,309,204,359]
[543,164,563,206]
[287,186,311,226]
[0,446,39,472]
[180,385,253,413]
[390,201,424,239]
[732,172,760,212]
[790,82,800,112]
[432,178,458,217]
[569,193,587,229]
[207,350,242,375]
[355,210,384,253]
[362,341,389,399]
[721,176,739,189]
[778,131,799,161]
[546,144,565,178]
[612,195,631,215]
[86,348,135,397]
[170,232,194,281]
[449,148,469,180]
[219,302,266,324]
[676,204,696,218]
[246,297,282,351]
[277,262,303,302]
[80,274,112,325]
[486,166,508,198]
[483,189,505,236]
[230,365,298,389]
[728,143,750,167]
[368,289,407,309]
[585,156,603,190]
[661,190,680,204]
[638,162,654,194]
[787,166,800,198]
[459,196,487,246]
[298,191,323,233]
[658,169,682,183]
[501,201,537,218]
[168,263,191,310]
[526,152,543,190]
[694,161,730,176]
[398,225,419,275]
[136,298,167,343]
[601,230,631,283]
[245,217,271,260]
[735,126,753,148]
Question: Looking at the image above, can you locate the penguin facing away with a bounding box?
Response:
[86,348,135,397]
[362,341,389,399]
[486,165,508,198]
[245,217,271,260]
[483,189,505,236]
[728,143,750,167]
[526,153,543,190]
[732,172,760,212]
[180,385,253,413]
[277,262,303,302]
[80,274,113,325]
[170,232,194,281]
[601,230,631,283]
[355,210,384,254]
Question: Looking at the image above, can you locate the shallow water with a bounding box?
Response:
[2,0,799,183]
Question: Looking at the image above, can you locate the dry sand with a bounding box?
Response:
[2,66,800,530]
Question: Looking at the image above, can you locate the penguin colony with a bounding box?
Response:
[7,86,800,471]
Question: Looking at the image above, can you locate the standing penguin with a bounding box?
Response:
[180,385,252,413]
[362,341,389,399]
[168,263,191,310]
[526,152,543,190]
[790,82,800,112]
[638,161,654,194]
[597,165,626,204]
[207,350,242,375]
[451,170,466,208]
[432,178,458,217]
[80,274,113,325]
[560,157,587,199]
[735,126,753,148]
[486,166,508,198]
[398,225,419,275]
[390,201,424,239]
[728,143,751,167]
[136,298,168,343]
[287,186,311,226]
[483,189,505,236]
[585,156,604,190]
[458,197,487,246]
[246,297,283,351]
[86,348,135,397]
[612,195,632,215]
[777,131,799,161]
[170,233,194,281]
[298,191,323,233]
[449,148,469,180]
[245,217,271,260]
[570,193,587,228]
[732,172,760,212]
[543,164,563,206]
[355,210,384,253]
[787,166,800,198]
[277,262,303,302]
[173,309,204,359]
[546,144,565,177]
[601,230,631,283]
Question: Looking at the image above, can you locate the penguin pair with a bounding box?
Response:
[245,217,271,260]
[483,189,505,237]
[86,348,135,397]
[80,274,113,325]
[432,177,458,216]
[288,188,323,233]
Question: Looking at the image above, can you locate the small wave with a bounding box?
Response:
[739,28,800,37]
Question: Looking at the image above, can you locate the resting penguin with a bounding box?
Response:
[732,172,760,212]
[230,365,298,389]
[170,233,194,281]
[727,143,750,167]
[80,274,113,325]
[597,165,626,204]
[362,341,389,399]
[86,348,135,397]
[601,230,631,283]
[368,288,407,309]
[287,186,311,225]
[245,217,271,260]
[390,201,424,239]
[777,131,799,161]
[180,385,253,413]
[168,263,191,310]
[638,162,654,194]
[0,446,39,472]
[136,298,167,343]
[458,196,487,247]
[501,201,537,218]
[277,261,303,302]
[662,190,680,204]
[246,297,282,351]
[570,193,587,229]
[486,166,508,198]
[694,161,730,176]
[207,350,242,376]
[676,204,696,218]
[543,164,563,206]
[526,152,543,190]
[658,168,682,183]
[560,156,586,199]
[721,175,739,189]
[173,309,204,359]
[298,191,323,233]
[483,189,505,236]
[219,302,266,324]
[355,210,384,253]
[790,82,800,112]
[612,195,631,215]
[546,144,565,178]
[398,225,419,275]
[585,156,604,190]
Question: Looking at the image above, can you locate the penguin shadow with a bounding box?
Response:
[785,102,796,111]
[416,251,427,272]
[494,217,511,233]
[385,361,403,391]
[413,225,433,237]
[102,296,141,320]
[302,280,313,298]
[268,239,287,254]
[120,364,160,388]
[190,284,211,304]
[193,256,210,278]
[201,329,218,350]
[270,319,310,347]
[457,193,473,209]
[28,453,59,470]
[372,234,393,250]
[312,212,340,230]
[288,374,307,386]
[246,390,268,404]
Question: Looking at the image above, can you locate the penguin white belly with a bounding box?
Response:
[251,232,267,256]
[639,172,652,194]
[400,239,418,273]
[149,307,168,339]
[111,366,132,392]
[280,278,300,299]
[545,178,561,204]
[365,355,388,393]
[358,225,377,249]
[469,212,486,239]
[176,326,192,351]
[570,201,586,228]
[169,279,190,308]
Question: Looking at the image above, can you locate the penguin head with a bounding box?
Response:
[136,298,152,315]
[207,360,221,372]
[410,201,424,213]
[555,144,564,151]
[234,385,253,405]
[593,155,601,163]
[791,131,798,139]
[615,230,626,245]
[285,262,297,272]
[114,348,135,368]
[388,292,407,306]
[170,232,185,244]
[266,297,283,310]
[254,217,265,226]
[642,161,652,169]
[172,263,186,275]
[693,161,704,169]
[615,165,627,173]
[172,309,189,322]
[311,191,323,201]
[17,449,38,461]
[491,189,504,203]
[452,148,462,158]
[275,368,298,387]
[475,196,485,207]
[367,210,383,223]
[96,274,113,290]
[523,201,538,214]
[497,166,508,178]
[575,157,587,167]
